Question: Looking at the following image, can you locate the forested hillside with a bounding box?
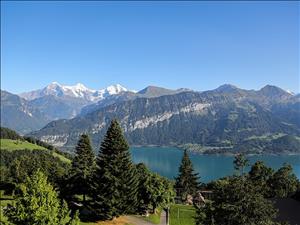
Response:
[31,85,300,153]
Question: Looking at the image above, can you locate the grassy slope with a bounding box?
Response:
[170,204,196,225]
[0,139,71,163]
[1,139,47,150]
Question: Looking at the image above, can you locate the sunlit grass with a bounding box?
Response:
[0,139,71,163]
[170,204,196,225]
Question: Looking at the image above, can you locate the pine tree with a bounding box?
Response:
[5,170,79,225]
[91,119,138,220]
[69,134,95,202]
[175,150,200,202]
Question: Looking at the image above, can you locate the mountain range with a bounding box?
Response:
[1,83,299,153]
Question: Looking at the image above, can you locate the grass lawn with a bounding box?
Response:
[170,204,196,225]
[80,217,134,225]
[0,139,71,163]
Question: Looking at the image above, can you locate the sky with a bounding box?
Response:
[1,1,299,94]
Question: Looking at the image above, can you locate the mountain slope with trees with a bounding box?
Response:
[1,91,49,134]
[31,85,300,153]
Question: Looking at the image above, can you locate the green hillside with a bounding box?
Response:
[1,139,47,150]
[0,139,71,163]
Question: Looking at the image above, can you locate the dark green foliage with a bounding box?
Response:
[5,170,79,225]
[175,150,200,201]
[198,161,299,225]
[196,177,278,225]
[69,134,95,202]
[91,119,138,220]
[194,201,215,225]
[268,164,299,198]
[0,149,70,192]
[248,161,274,196]
[0,127,23,140]
[233,153,249,175]
[292,187,300,202]
[136,163,152,214]
[264,135,300,153]
[136,163,175,214]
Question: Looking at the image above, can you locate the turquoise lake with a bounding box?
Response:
[130,147,300,183]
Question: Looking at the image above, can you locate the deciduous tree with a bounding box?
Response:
[5,170,78,225]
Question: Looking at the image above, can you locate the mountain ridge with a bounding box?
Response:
[28,85,300,153]
[2,83,299,151]
[19,82,130,102]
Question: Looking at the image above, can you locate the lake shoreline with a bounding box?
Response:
[131,145,300,156]
[130,147,300,182]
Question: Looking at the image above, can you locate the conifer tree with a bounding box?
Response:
[5,170,79,225]
[92,119,138,220]
[175,150,200,201]
[69,134,95,202]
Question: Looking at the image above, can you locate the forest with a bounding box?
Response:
[0,122,300,225]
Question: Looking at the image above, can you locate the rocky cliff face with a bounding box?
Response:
[1,90,49,134]
[30,86,300,152]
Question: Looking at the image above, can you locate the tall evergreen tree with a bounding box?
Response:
[69,134,95,202]
[91,119,138,220]
[175,150,200,202]
[5,170,79,225]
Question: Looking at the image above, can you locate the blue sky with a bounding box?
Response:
[1,1,299,93]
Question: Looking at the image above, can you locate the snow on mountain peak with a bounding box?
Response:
[105,84,128,95]
[286,89,294,95]
[47,81,62,88]
[75,83,88,90]
[20,82,130,101]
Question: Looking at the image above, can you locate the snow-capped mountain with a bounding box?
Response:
[15,82,131,122]
[20,82,129,102]
[2,83,298,136]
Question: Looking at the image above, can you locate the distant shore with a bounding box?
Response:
[131,145,300,156]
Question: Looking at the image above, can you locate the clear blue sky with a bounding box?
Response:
[1,1,299,93]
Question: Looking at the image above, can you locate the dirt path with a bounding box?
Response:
[125,210,167,225]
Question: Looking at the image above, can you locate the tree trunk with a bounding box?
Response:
[153,205,156,214]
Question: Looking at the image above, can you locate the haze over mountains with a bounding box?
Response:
[1,82,299,153]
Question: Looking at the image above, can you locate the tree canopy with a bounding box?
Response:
[5,170,79,225]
